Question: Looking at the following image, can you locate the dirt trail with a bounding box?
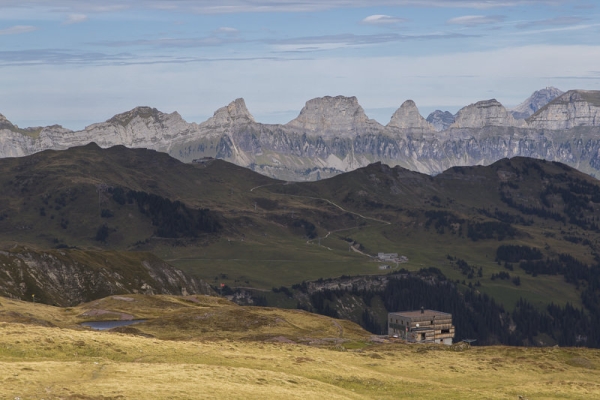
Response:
[252,183,391,258]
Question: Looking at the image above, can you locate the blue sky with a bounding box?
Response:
[1,0,599,129]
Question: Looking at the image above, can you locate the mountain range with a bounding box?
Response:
[1,87,599,182]
[2,143,600,345]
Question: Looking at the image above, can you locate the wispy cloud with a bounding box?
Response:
[269,32,477,45]
[0,25,37,35]
[0,48,285,67]
[63,14,88,25]
[95,35,245,48]
[573,3,596,9]
[360,15,408,25]
[214,27,239,34]
[0,49,134,66]
[447,15,505,26]
[516,16,587,29]
[510,22,600,35]
[0,1,569,14]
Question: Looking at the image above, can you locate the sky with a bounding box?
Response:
[1,0,600,130]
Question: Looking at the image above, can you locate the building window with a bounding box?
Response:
[441,329,450,334]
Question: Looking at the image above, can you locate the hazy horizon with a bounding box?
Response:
[1,0,599,130]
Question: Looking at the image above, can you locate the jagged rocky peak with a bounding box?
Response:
[0,112,15,129]
[107,106,177,127]
[387,100,435,132]
[511,87,563,119]
[451,99,523,129]
[527,90,600,129]
[426,110,455,132]
[0,113,47,134]
[286,95,381,136]
[202,98,255,128]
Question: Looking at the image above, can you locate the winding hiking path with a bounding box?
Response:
[251,183,391,256]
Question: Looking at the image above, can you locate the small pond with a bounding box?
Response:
[81,320,147,331]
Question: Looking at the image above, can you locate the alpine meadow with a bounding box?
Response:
[3,0,600,399]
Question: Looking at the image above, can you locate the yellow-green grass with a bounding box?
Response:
[2,294,600,399]
[1,319,600,399]
[0,294,369,343]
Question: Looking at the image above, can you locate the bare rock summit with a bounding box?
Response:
[451,99,524,129]
[527,90,600,129]
[201,98,255,129]
[426,110,455,132]
[286,95,383,137]
[387,100,435,134]
[511,87,563,120]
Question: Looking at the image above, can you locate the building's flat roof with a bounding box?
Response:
[389,309,451,318]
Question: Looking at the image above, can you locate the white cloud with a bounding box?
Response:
[2,44,599,130]
[447,15,505,26]
[215,27,239,34]
[63,13,88,25]
[510,22,600,35]
[0,25,37,35]
[516,16,587,29]
[361,15,408,25]
[0,1,569,15]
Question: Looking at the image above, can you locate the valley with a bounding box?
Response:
[1,144,600,347]
[5,2,600,398]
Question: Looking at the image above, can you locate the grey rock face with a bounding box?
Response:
[200,98,255,131]
[426,110,455,132]
[2,89,600,181]
[451,99,525,128]
[387,100,435,134]
[286,95,383,137]
[0,248,213,306]
[527,90,600,129]
[511,87,563,119]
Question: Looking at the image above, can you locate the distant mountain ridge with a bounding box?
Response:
[2,87,600,180]
[510,87,564,119]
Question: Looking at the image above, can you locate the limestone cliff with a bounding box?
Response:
[2,89,600,181]
[527,90,600,129]
[199,98,255,133]
[511,87,563,119]
[426,110,455,132]
[451,99,525,129]
[387,100,436,134]
[286,96,383,137]
[0,247,213,306]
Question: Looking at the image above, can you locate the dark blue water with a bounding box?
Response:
[81,320,147,330]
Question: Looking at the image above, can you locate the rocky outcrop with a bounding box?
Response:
[286,96,383,137]
[387,100,435,134]
[199,98,255,133]
[426,110,455,132]
[73,106,197,150]
[526,90,600,129]
[0,113,16,130]
[0,247,214,306]
[2,89,600,181]
[451,99,525,129]
[511,87,563,119]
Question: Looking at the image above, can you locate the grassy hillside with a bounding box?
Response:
[0,295,599,399]
[3,145,600,343]
[0,294,368,343]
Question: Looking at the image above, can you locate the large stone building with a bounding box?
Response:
[388,308,455,345]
